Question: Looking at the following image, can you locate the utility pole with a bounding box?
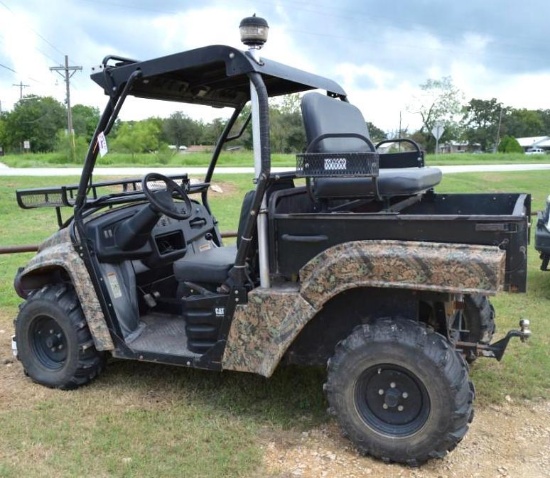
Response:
[12,81,29,99]
[495,108,504,152]
[50,55,82,161]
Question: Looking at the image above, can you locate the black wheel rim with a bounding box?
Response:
[29,316,68,370]
[355,364,430,437]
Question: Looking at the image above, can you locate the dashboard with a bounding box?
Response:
[85,201,218,264]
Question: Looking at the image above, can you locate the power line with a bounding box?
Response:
[0,62,16,73]
[0,0,66,63]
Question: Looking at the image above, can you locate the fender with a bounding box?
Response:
[222,284,317,376]
[299,240,505,309]
[222,240,505,377]
[16,228,114,351]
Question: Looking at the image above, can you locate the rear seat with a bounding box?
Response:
[301,92,442,200]
[313,168,442,199]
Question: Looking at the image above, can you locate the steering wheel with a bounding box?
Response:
[142,173,192,220]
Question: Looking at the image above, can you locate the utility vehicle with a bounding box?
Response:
[535,195,550,269]
[12,17,531,465]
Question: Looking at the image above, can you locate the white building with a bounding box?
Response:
[516,136,550,153]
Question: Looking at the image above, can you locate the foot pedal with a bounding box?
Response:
[143,291,160,308]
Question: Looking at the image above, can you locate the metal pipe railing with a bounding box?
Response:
[0,245,40,254]
[0,231,239,255]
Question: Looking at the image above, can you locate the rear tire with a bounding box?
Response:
[462,295,496,363]
[15,284,105,390]
[325,318,474,465]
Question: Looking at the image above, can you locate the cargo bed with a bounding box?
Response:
[269,188,531,292]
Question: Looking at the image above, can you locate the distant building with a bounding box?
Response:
[516,136,550,153]
[439,141,481,154]
[185,145,213,153]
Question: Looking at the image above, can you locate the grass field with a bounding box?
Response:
[1,169,549,477]
[2,151,550,169]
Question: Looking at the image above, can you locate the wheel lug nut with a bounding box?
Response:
[398,405,404,412]
[402,392,408,399]
[378,389,384,395]
[383,404,388,409]
[390,382,396,388]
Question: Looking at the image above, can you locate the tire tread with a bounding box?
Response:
[325,318,473,465]
[15,283,105,390]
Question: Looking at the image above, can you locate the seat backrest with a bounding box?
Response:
[301,92,372,153]
[236,190,255,248]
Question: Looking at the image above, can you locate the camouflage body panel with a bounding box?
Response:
[300,240,505,309]
[222,284,317,376]
[222,240,505,376]
[18,228,114,351]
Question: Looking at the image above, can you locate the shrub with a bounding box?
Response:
[498,135,524,154]
[54,131,89,163]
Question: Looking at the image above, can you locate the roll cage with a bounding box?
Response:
[69,44,348,289]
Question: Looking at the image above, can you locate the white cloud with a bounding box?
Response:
[1,0,550,133]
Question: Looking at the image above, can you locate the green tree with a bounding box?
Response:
[409,130,427,150]
[72,104,100,141]
[366,122,386,144]
[234,105,253,150]
[0,114,7,152]
[269,108,306,153]
[278,93,301,115]
[269,95,306,153]
[538,109,550,134]
[162,112,201,148]
[498,135,523,153]
[111,119,161,157]
[502,108,545,138]
[200,118,226,145]
[55,131,89,163]
[462,98,505,152]
[409,76,464,153]
[3,95,66,152]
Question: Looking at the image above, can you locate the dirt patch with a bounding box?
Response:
[188,178,239,196]
[261,400,550,477]
[209,181,238,196]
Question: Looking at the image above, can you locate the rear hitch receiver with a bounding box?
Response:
[484,319,531,361]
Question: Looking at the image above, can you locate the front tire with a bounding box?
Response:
[15,284,105,390]
[326,318,474,465]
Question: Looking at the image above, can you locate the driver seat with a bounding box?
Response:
[173,191,255,289]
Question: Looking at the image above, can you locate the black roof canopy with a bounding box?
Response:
[91,45,347,108]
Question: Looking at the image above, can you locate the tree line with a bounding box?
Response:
[0,82,548,158]
[407,76,550,153]
[0,94,308,158]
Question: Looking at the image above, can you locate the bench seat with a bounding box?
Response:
[313,167,442,199]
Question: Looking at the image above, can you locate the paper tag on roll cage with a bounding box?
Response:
[97,131,108,157]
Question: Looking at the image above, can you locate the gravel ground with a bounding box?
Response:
[261,399,550,478]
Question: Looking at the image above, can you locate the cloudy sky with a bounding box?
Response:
[0,0,549,132]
